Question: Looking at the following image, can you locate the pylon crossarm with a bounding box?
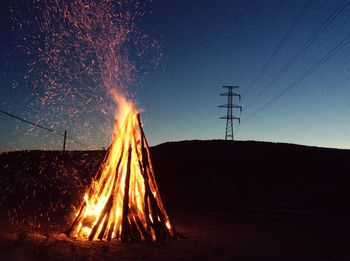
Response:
[222,85,239,88]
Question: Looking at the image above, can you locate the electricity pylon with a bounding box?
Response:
[219,85,242,140]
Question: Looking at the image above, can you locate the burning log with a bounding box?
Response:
[67,106,176,242]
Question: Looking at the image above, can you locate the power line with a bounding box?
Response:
[0,108,97,149]
[242,32,350,124]
[0,109,62,136]
[242,0,314,98]
[244,0,350,111]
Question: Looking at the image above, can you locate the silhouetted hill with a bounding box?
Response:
[0,140,349,228]
[152,140,350,215]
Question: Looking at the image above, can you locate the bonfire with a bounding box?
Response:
[67,97,176,242]
[13,0,175,242]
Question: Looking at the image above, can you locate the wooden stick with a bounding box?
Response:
[136,114,152,233]
[88,196,113,240]
[149,195,167,242]
[137,114,177,241]
[104,145,126,240]
[130,217,141,242]
[120,147,132,242]
[134,214,152,242]
[66,201,87,237]
[98,198,113,240]
[107,221,115,241]
[142,134,177,240]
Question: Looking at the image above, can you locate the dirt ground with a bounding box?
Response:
[0,212,349,261]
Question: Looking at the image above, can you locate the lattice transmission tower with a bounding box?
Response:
[219,85,242,140]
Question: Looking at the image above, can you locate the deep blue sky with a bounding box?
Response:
[1,0,350,151]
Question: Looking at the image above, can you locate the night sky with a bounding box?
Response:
[1,0,350,151]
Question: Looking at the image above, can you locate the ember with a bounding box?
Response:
[67,97,176,242]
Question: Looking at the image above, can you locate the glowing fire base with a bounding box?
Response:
[67,112,176,242]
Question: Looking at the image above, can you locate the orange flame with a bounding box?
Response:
[68,95,175,241]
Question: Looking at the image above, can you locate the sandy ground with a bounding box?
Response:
[0,212,349,261]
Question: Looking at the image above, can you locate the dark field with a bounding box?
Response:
[0,140,350,260]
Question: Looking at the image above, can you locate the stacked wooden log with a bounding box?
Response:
[67,113,176,242]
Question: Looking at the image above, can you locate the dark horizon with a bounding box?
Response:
[2,138,350,154]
